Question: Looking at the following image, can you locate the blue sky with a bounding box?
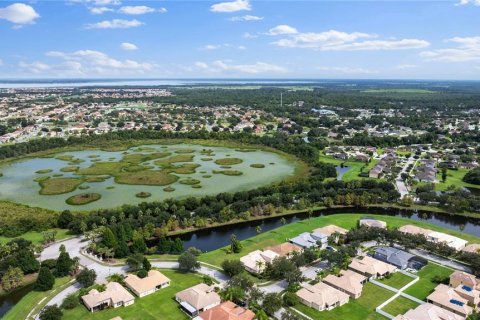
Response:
[0,0,479,79]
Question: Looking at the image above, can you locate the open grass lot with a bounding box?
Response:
[319,153,379,181]
[434,168,480,192]
[39,177,83,195]
[3,277,72,320]
[62,269,203,320]
[403,263,453,300]
[199,213,480,267]
[292,282,392,320]
[378,272,414,289]
[381,296,419,316]
[0,228,71,245]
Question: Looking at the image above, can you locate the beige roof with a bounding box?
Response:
[240,250,279,273]
[398,225,431,236]
[199,301,255,320]
[462,243,480,254]
[393,303,464,320]
[176,283,221,311]
[313,225,348,237]
[125,270,170,295]
[296,282,349,307]
[349,256,397,276]
[450,271,479,289]
[265,242,302,257]
[323,270,366,297]
[427,284,473,316]
[399,225,467,250]
[82,282,134,310]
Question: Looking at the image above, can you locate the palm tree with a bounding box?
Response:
[255,226,262,234]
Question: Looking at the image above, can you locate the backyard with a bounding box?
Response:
[403,263,453,300]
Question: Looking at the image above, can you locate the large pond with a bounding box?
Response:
[0,144,297,211]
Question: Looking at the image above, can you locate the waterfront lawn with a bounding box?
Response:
[378,272,414,290]
[292,282,392,320]
[198,213,480,267]
[3,276,72,320]
[62,269,202,320]
[0,228,71,245]
[318,153,379,181]
[381,296,419,316]
[403,263,453,300]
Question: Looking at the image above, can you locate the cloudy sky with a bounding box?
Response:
[0,0,479,79]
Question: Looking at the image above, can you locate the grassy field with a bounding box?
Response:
[198,213,480,267]
[62,269,203,320]
[434,168,480,192]
[377,272,414,289]
[381,296,419,316]
[0,228,71,245]
[403,263,453,300]
[39,177,83,195]
[3,276,72,320]
[318,153,379,181]
[293,282,392,320]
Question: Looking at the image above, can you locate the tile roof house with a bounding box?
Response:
[348,256,397,280]
[449,271,480,306]
[313,225,348,237]
[393,303,464,320]
[426,284,474,318]
[359,218,387,229]
[124,270,171,298]
[264,242,302,258]
[398,225,468,251]
[198,301,255,320]
[323,270,367,299]
[296,282,349,311]
[175,284,221,317]
[240,249,280,274]
[81,282,135,312]
[461,243,480,254]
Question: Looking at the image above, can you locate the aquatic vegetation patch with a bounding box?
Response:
[79,185,90,190]
[36,169,53,174]
[192,185,202,189]
[214,158,243,165]
[122,152,171,164]
[135,192,152,198]
[166,163,200,174]
[85,176,109,183]
[77,162,128,176]
[163,186,175,192]
[55,155,75,162]
[115,170,179,186]
[60,166,79,172]
[154,154,195,167]
[202,175,212,178]
[235,149,257,153]
[201,158,213,161]
[250,164,265,168]
[39,177,83,195]
[66,193,101,205]
[123,165,153,173]
[174,149,195,154]
[179,178,201,185]
[213,170,243,176]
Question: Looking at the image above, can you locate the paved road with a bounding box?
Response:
[395,157,415,198]
[409,248,472,273]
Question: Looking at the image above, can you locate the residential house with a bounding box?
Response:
[313,225,348,237]
[373,247,427,270]
[393,303,464,320]
[81,282,135,312]
[175,284,221,317]
[449,271,480,307]
[462,244,480,254]
[264,242,302,258]
[426,284,473,318]
[198,301,255,320]
[359,218,387,229]
[290,232,328,249]
[398,225,468,250]
[323,270,367,299]
[240,249,279,274]
[348,256,397,280]
[124,270,171,298]
[296,282,349,311]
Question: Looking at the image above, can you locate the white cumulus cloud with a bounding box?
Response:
[269,26,429,51]
[0,3,40,25]
[420,36,480,62]
[89,7,113,14]
[119,6,164,15]
[85,19,143,29]
[120,42,138,50]
[267,25,298,36]
[229,15,263,21]
[210,0,251,13]
[456,0,480,5]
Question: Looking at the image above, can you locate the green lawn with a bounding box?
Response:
[319,153,380,182]
[403,263,453,300]
[198,213,480,267]
[0,228,71,245]
[434,168,480,192]
[292,282,392,320]
[3,276,73,320]
[381,296,419,316]
[62,269,204,320]
[378,273,415,290]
